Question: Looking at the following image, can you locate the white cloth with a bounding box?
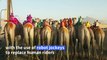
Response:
[96,22,99,26]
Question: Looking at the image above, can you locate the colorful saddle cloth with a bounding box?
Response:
[4,18,20,25]
[23,14,34,26]
[4,13,20,25]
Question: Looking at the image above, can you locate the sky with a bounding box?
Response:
[0,0,107,22]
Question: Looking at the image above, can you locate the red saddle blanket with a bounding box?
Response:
[4,19,20,25]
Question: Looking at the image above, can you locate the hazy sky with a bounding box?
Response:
[0,0,107,22]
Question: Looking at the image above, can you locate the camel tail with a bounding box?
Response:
[29,28,34,47]
[4,26,8,47]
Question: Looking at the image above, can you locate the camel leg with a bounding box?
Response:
[9,29,15,60]
[87,40,90,59]
[10,29,15,51]
[14,36,18,58]
[35,31,41,60]
[65,34,69,60]
[15,37,17,47]
[73,38,77,57]
[41,31,46,60]
[73,30,77,57]
[101,41,103,55]
[29,29,34,60]
[59,33,63,60]
[38,34,41,45]
[77,40,80,56]
[98,36,101,59]
[24,28,29,46]
[24,28,30,60]
[29,29,34,49]
[80,41,84,59]
[41,30,45,45]
[4,28,10,60]
[92,39,97,58]
[4,28,9,48]
[100,37,104,60]
[45,33,51,60]
[38,29,41,45]
[34,29,38,45]
[81,31,84,58]
[78,40,84,58]
[101,33,105,55]
[66,41,69,60]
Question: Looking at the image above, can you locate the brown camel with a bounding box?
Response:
[23,22,34,47]
[58,21,69,60]
[77,23,91,59]
[41,21,52,60]
[91,26,105,56]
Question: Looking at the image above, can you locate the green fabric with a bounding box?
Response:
[37,21,43,28]
[37,22,41,28]
[76,16,83,26]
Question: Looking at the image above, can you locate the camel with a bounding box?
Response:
[86,27,96,57]
[32,19,41,60]
[77,23,91,59]
[68,18,76,56]
[91,26,105,56]
[4,22,16,49]
[41,21,52,45]
[4,13,24,60]
[51,21,59,45]
[4,20,24,60]
[33,20,41,45]
[41,21,52,60]
[4,18,24,50]
[58,21,69,60]
[23,22,34,47]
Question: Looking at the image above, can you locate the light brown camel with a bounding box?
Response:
[87,27,96,57]
[58,21,69,60]
[4,22,16,49]
[23,22,34,47]
[52,21,59,45]
[33,21,41,45]
[77,23,91,59]
[91,26,105,56]
[41,21,52,60]
[68,18,76,56]
[4,20,24,48]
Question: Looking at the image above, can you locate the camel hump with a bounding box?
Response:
[24,23,34,29]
